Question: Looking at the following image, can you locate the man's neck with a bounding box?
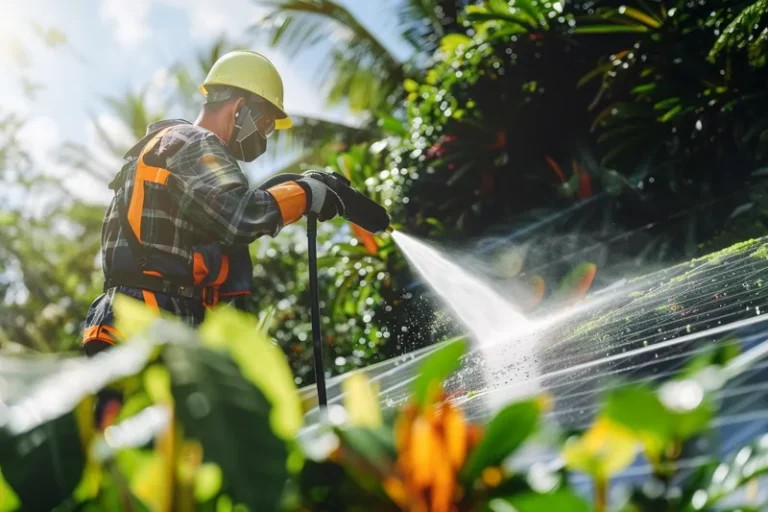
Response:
[195,112,229,143]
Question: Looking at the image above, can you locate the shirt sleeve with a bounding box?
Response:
[164,133,294,245]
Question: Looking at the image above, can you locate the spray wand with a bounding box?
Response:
[260,171,391,407]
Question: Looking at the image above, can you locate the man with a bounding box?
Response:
[82,50,345,359]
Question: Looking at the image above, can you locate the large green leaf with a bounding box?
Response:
[603,383,712,458]
[163,344,288,512]
[488,490,592,512]
[199,307,303,440]
[410,338,467,407]
[0,412,86,511]
[603,385,670,439]
[461,400,541,485]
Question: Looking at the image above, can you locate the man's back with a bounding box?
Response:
[84,119,286,354]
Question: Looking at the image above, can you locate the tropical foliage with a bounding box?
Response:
[6,0,768,380]
[0,300,764,511]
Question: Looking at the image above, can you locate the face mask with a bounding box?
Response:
[228,101,276,162]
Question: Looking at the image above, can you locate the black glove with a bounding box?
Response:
[296,171,348,222]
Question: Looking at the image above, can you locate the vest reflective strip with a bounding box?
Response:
[83,324,122,345]
[127,127,174,243]
[142,290,160,312]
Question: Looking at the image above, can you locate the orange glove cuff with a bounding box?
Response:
[267,181,307,226]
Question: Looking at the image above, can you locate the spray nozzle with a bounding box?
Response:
[311,170,391,234]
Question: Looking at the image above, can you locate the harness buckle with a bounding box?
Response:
[202,285,220,308]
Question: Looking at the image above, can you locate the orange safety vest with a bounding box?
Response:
[105,127,251,311]
[84,124,306,349]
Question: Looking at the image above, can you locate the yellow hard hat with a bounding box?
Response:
[200,50,292,130]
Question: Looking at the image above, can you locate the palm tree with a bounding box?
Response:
[58,87,165,185]
[253,0,468,116]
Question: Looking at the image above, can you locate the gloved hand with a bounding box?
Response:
[296,171,348,222]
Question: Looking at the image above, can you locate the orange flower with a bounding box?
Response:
[352,223,379,255]
[385,392,483,512]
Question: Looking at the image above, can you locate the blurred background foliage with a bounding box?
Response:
[4,0,768,385]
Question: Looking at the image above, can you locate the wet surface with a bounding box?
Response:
[301,238,768,469]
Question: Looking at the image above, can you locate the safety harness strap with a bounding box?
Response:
[104,272,202,300]
[115,127,173,272]
[115,188,150,269]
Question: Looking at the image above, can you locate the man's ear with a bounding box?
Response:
[223,97,246,143]
[231,97,246,123]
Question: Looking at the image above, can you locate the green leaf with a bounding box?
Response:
[194,463,223,503]
[671,398,713,440]
[577,65,611,88]
[461,400,541,485]
[657,380,713,440]
[653,97,681,111]
[403,78,419,92]
[509,0,549,30]
[164,344,288,512]
[573,24,649,34]
[659,104,683,122]
[0,412,87,511]
[489,490,592,512]
[631,83,657,95]
[377,112,408,137]
[620,7,661,28]
[411,338,467,407]
[200,307,303,439]
[562,417,639,480]
[113,294,161,340]
[342,374,382,428]
[604,382,712,457]
[0,468,20,512]
[603,385,671,448]
[680,342,740,378]
[440,34,472,54]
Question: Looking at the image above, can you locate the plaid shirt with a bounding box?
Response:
[84,119,285,343]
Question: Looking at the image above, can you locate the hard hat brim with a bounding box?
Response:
[201,83,292,130]
[275,116,292,130]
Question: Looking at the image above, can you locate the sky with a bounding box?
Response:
[0,0,413,203]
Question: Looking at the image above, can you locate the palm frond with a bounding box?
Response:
[276,115,371,147]
[265,114,371,167]
[253,0,406,113]
[171,36,242,116]
[102,89,164,140]
[709,0,768,66]
[399,0,445,53]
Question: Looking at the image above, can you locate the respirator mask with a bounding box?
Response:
[206,87,277,162]
[229,97,276,162]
